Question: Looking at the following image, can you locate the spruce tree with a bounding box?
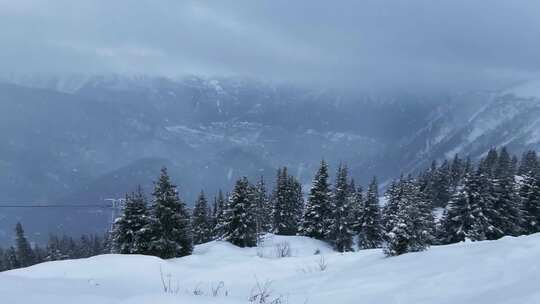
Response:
[5,247,19,269]
[290,176,305,231]
[300,160,333,240]
[273,168,303,235]
[331,164,354,252]
[484,148,499,173]
[522,173,540,234]
[0,248,5,271]
[112,186,152,254]
[473,160,501,240]
[431,160,452,208]
[441,171,492,243]
[450,154,465,190]
[518,150,538,176]
[488,147,521,238]
[192,190,212,245]
[45,235,66,261]
[213,190,227,238]
[382,177,433,256]
[358,177,382,249]
[254,176,272,234]
[349,180,363,235]
[14,222,35,267]
[220,177,258,247]
[382,178,411,256]
[78,235,94,258]
[147,167,193,258]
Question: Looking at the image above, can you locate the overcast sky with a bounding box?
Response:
[1,0,539,91]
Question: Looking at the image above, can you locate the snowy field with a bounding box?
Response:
[1,233,540,304]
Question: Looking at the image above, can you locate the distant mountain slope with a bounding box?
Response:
[0,76,436,204]
[400,82,540,172]
[1,75,539,243]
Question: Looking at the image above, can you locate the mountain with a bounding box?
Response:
[0,74,539,243]
[400,81,540,171]
[2,233,540,303]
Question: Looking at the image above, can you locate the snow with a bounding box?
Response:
[2,233,540,303]
[505,80,540,99]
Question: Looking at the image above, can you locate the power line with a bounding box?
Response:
[0,205,110,208]
[0,203,112,208]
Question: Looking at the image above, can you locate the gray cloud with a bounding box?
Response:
[1,0,539,91]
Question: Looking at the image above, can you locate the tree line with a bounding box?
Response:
[110,147,540,258]
[2,147,539,271]
[0,223,107,271]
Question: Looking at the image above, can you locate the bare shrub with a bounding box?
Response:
[211,281,228,297]
[193,283,204,296]
[159,266,180,294]
[257,246,266,258]
[317,255,327,271]
[249,278,287,304]
[274,241,292,258]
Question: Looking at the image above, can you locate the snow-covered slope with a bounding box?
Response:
[399,81,540,173]
[2,233,540,304]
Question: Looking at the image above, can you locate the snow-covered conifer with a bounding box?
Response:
[147,167,193,258]
[330,164,354,252]
[192,190,212,245]
[358,177,382,249]
[14,222,35,267]
[300,160,333,240]
[112,186,152,254]
[220,177,258,247]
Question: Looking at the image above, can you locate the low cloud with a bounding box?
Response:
[0,0,539,91]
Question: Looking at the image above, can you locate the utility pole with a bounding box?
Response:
[105,198,126,232]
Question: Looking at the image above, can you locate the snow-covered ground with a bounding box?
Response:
[2,233,540,304]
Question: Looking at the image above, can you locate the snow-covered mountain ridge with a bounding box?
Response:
[400,82,540,172]
[2,75,540,244]
[2,233,539,304]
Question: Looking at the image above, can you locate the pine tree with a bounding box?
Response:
[14,222,35,267]
[45,235,66,261]
[349,180,363,235]
[290,176,305,231]
[300,160,333,240]
[213,190,227,238]
[450,154,465,190]
[78,235,94,258]
[441,171,493,243]
[358,177,382,249]
[5,247,19,269]
[431,160,452,208]
[147,167,193,258]
[0,248,5,271]
[273,168,303,235]
[59,236,77,258]
[220,177,258,247]
[112,186,152,254]
[382,178,411,256]
[382,177,433,256]
[254,176,272,234]
[518,150,538,176]
[522,173,540,234]
[33,245,46,264]
[487,147,521,238]
[330,164,354,252]
[192,190,212,245]
[473,160,502,240]
[484,148,499,173]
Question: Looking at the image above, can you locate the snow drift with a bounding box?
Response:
[1,233,540,304]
